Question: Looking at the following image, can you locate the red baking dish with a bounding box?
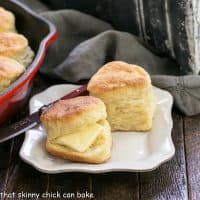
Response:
[0,0,57,124]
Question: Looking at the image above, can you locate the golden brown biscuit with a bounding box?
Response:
[87,61,155,131]
[41,96,112,164]
[0,7,16,33]
[0,56,25,93]
[0,32,34,67]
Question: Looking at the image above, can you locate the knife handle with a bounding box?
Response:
[61,84,88,100]
[39,84,88,115]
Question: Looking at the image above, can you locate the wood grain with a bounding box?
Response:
[45,173,92,200]
[139,112,188,200]
[142,0,168,53]
[184,115,200,200]
[0,141,13,195]
[0,99,30,199]
[92,172,139,200]
[168,0,192,74]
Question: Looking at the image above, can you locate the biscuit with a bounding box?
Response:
[41,96,112,164]
[0,56,25,93]
[88,61,155,131]
[0,7,16,33]
[0,32,34,67]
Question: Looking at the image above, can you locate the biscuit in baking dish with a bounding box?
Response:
[87,61,155,131]
[0,32,34,67]
[0,7,16,33]
[0,56,25,93]
[40,96,112,164]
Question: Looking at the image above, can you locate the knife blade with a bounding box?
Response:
[0,85,88,143]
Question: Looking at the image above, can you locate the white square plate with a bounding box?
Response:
[19,84,175,173]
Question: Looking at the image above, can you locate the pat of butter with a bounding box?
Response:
[55,124,103,152]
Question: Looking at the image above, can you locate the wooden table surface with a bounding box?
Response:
[0,74,199,200]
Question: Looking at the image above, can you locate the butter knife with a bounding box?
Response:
[0,85,88,143]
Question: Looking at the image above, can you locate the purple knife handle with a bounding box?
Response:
[61,84,88,100]
[39,84,88,115]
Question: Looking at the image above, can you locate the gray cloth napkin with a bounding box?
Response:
[19,0,200,116]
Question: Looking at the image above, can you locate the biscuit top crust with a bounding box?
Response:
[40,96,104,121]
[0,32,28,56]
[87,61,151,94]
[0,7,15,32]
[0,56,25,80]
